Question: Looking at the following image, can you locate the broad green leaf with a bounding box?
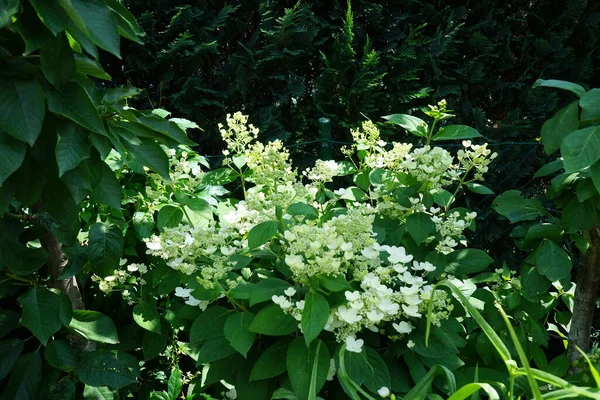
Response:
[48,82,105,135]
[133,301,162,334]
[492,190,546,223]
[0,339,23,380]
[55,288,74,327]
[286,202,319,219]
[69,310,119,344]
[0,351,41,400]
[76,350,140,389]
[142,331,167,360]
[58,243,90,280]
[382,114,428,137]
[317,274,351,292]
[249,339,291,381]
[406,212,435,245]
[29,0,68,34]
[363,347,391,394]
[591,161,600,194]
[302,291,329,346]
[0,310,20,338]
[189,306,230,344]
[197,336,237,364]
[0,130,26,186]
[535,240,571,282]
[532,79,585,98]
[0,0,19,28]
[90,162,121,209]
[17,287,62,345]
[580,88,600,121]
[249,304,298,336]
[105,0,145,39]
[167,367,182,399]
[224,312,256,357]
[445,248,493,275]
[0,77,46,146]
[124,139,171,180]
[540,102,579,155]
[83,385,114,400]
[248,220,279,249]
[465,182,494,195]
[41,32,75,88]
[561,126,600,172]
[287,338,330,400]
[56,123,90,176]
[576,179,597,202]
[70,0,121,58]
[75,53,112,80]
[203,168,238,185]
[249,278,290,307]
[413,325,459,358]
[136,115,196,146]
[235,359,270,400]
[432,125,483,141]
[103,87,140,104]
[45,339,78,372]
[533,159,564,178]
[0,220,48,274]
[89,223,124,275]
[562,198,598,233]
[157,205,183,230]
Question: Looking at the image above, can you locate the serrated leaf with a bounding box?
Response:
[302,291,329,346]
[0,77,46,146]
[561,126,600,172]
[41,32,75,88]
[224,312,256,357]
[432,125,483,141]
[157,205,183,231]
[249,304,298,336]
[48,82,105,135]
[17,287,62,345]
[406,212,435,245]
[247,220,279,249]
[56,123,90,176]
[69,310,119,344]
[167,367,182,399]
[0,130,26,186]
[133,301,162,334]
[89,223,124,275]
[76,350,140,389]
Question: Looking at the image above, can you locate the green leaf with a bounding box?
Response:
[58,243,90,279]
[41,32,75,89]
[579,88,600,121]
[382,114,428,137]
[533,159,564,179]
[167,367,182,399]
[0,0,19,28]
[0,220,48,274]
[29,0,68,35]
[18,287,62,345]
[124,139,171,180]
[249,278,290,307]
[0,130,26,186]
[540,102,579,155]
[364,347,391,394]
[56,123,90,176]
[406,212,435,245]
[136,115,196,146]
[0,310,20,339]
[133,301,162,334]
[0,351,41,400]
[69,310,119,344]
[142,331,167,361]
[445,249,494,275]
[89,223,124,276]
[561,126,600,172]
[287,338,330,400]
[249,339,291,381]
[197,336,237,364]
[576,179,597,202]
[105,0,145,39]
[446,383,500,400]
[45,339,78,372]
[70,0,121,58]
[591,161,600,194]
[76,350,140,389]
[48,82,105,135]
[0,77,46,146]
[535,240,572,282]
[249,304,298,336]
[286,202,319,219]
[532,79,586,98]
[202,168,238,185]
[0,339,23,380]
[302,291,330,346]
[157,205,183,231]
[432,125,483,141]
[465,182,494,195]
[83,385,114,400]
[317,274,351,292]
[248,220,279,249]
[75,53,112,80]
[224,312,256,357]
[189,306,230,345]
[492,190,546,223]
[90,162,121,209]
[562,198,598,233]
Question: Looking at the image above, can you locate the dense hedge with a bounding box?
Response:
[106,0,599,150]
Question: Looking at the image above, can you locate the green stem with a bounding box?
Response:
[6,273,36,284]
[181,206,195,229]
[448,165,473,209]
[426,119,438,146]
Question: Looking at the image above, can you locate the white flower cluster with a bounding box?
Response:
[431,208,477,254]
[92,259,148,293]
[219,112,259,155]
[174,287,209,310]
[458,140,498,180]
[303,159,342,183]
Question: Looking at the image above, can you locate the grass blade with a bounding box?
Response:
[447,383,500,400]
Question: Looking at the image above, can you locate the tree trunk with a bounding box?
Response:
[567,226,600,364]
